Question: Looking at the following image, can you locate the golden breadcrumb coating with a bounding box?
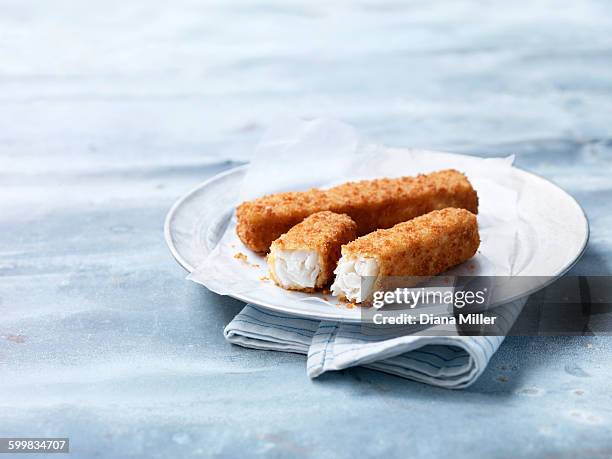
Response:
[236,169,478,253]
[342,208,480,279]
[268,211,357,292]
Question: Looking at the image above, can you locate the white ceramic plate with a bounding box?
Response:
[165,157,589,322]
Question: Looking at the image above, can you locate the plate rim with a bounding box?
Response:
[164,164,249,273]
[164,161,590,319]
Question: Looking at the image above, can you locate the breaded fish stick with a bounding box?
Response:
[268,211,357,292]
[331,208,480,303]
[236,169,478,253]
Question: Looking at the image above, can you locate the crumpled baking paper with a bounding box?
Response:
[188,118,522,309]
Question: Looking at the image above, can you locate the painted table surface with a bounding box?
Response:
[1,1,611,458]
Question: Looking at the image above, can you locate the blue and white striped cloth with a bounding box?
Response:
[224,299,526,389]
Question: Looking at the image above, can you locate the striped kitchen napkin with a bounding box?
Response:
[224,298,526,389]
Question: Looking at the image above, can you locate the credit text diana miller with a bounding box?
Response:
[372,313,497,326]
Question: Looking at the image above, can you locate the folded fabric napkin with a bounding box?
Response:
[224,298,527,389]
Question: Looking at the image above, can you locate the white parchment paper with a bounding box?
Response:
[188,119,521,309]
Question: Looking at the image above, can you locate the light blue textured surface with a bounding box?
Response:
[1,1,611,458]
